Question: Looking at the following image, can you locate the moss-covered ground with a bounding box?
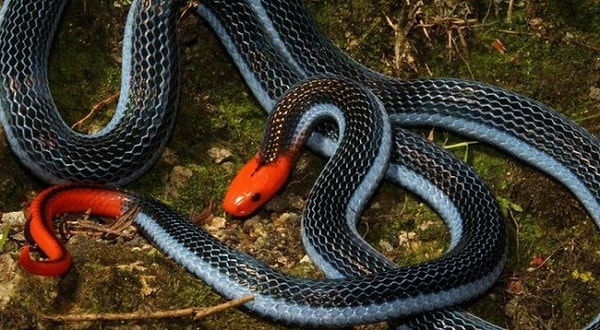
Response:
[1,0,599,329]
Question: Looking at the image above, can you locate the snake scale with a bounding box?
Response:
[0,0,599,328]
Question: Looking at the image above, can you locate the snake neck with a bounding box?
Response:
[223,76,391,217]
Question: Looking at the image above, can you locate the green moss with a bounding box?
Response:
[48,1,123,127]
[543,0,600,34]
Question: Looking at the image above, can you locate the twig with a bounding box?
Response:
[450,30,475,79]
[66,205,138,238]
[40,295,255,322]
[576,112,600,123]
[506,0,514,23]
[414,17,478,29]
[71,92,120,131]
[193,295,254,320]
[190,199,215,225]
[384,0,421,72]
[496,28,600,52]
[68,220,134,238]
[495,29,536,37]
[179,1,197,24]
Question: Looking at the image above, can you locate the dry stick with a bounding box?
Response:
[384,0,420,72]
[495,28,600,52]
[506,0,514,24]
[193,295,254,320]
[68,220,134,238]
[40,295,255,322]
[63,205,138,238]
[71,92,120,131]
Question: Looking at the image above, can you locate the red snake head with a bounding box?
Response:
[223,153,293,217]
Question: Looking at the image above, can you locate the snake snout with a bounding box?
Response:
[223,153,294,217]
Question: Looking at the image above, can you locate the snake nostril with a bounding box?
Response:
[251,193,262,202]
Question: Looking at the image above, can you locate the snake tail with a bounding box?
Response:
[19,185,131,276]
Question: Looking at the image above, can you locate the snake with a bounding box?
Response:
[1,0,599,328]
[0,0,180,185]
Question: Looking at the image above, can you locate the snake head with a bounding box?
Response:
[224,153,293,217]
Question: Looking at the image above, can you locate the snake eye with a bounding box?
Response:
[251,193,262,202]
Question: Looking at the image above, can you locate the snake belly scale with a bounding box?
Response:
[0,0,598,328]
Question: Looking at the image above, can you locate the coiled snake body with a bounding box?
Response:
[1,0,599,328]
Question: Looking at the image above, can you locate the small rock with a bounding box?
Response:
[0,254,19,308]
[160,147,179,167]
[220,161,235,173]
[1,211,26,226]
[299,255,313,264]
[205,216,227,232]
[589,87,600,101]
[1,212,26,243]
[207,147,232,164]
[378,239,394,253]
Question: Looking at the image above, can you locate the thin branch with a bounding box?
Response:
[71,92,120,131]
[506,0,514,23]
[40,295,255,322]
